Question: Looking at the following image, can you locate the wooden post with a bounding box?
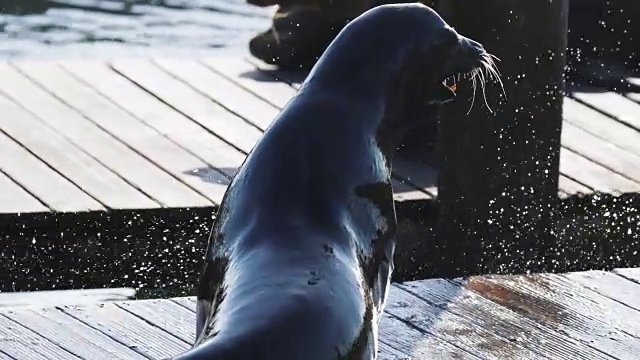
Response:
[434,0,569,275]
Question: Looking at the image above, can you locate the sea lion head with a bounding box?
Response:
[302,3,501,157]
[305,3,500,141]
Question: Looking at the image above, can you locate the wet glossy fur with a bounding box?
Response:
[171,3,492,360]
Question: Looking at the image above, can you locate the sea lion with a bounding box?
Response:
[172,3,497,360]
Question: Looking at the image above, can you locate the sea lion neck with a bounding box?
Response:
[301,31,414,108]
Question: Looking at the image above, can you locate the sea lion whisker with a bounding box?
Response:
[482,56,507,100]
[478,67,494,114]
[467,69,478,114]
[489,53,502,63]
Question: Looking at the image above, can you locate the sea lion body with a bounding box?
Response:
[172,3,495,360]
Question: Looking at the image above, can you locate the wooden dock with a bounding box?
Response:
[0,56,639,214]
[0,268,639,359]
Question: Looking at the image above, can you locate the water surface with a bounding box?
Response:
[0,0,273,59]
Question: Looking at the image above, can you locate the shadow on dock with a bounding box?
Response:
[1,192,638,294]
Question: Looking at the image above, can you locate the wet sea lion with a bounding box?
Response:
[172,3,498,360]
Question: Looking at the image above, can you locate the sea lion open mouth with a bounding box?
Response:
[436,41,504,112]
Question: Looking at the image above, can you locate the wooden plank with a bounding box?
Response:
[460,273,640,359]
[116,299,195,345]
[393,158,438,197]
[538,272,640,338]
[564,97,640,158]
[2,307,145,359]
[121,298,417,359]
[614,267,640,284]
[203,57,299,109]
[0,315,78,360]
[205,58,435,197]
[561,121,640,184]
[377,313,476,360]
[572,91,640,131]
[59,302,189,359]
[59,60,244,183]
[170,295,473,359]
[0,288,135,310]
[13,60,220,207]
[110,59,263,155]
[564,270,640,313]
[391,179,431,201]
[0,91,156,210]
[0,63,204,208]
[155,58,279,132]
[66,60,428,204]
[0,170,47,214]
[245,56,306,90]
[0,128,103,213]
[399,278,613,359]
[559,148,640,193]
[385,283,535,359]
[151,58,431,202]
[625,87,640,105]
[558,174,591,194]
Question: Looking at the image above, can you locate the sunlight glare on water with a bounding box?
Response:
[0,0,274,60]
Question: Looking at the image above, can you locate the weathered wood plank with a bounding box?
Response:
[558,175,591,194]
[13,60,220,206]
[377,314,477,360]
[385,284,535,359]
[0,289,134,310]
[170,295,472,359]
[0,63,203,208]
[564,97,640,159]
[117,299,196,345]
[564,270,640,313]
[169,61,436,204]
[400,278,613,359]
[614,267,640,284]
[539,272,640,338]
[460,273,640,359]
[111,58,262,155]
[561,121,640,184]
[204,58,436,197]
[2,270,640,359]
[155,58,279,132]
[71,59,428,204]
[391,179,431,201]
[60,60,243,184]
[625,87,640,105]
[0,125,103,213]
[560,148,640,193]
[245,56,306,90]
[0,170,47,214]
[0,89,156,210]
[122,297,416,359]
[0,314,79,360]
[392,158,438,197]
[60,302,190,359]
[204,57,298,109]
[572,91,640,131]
[3,307,145,359]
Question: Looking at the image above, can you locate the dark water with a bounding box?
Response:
[0,0,273,59]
